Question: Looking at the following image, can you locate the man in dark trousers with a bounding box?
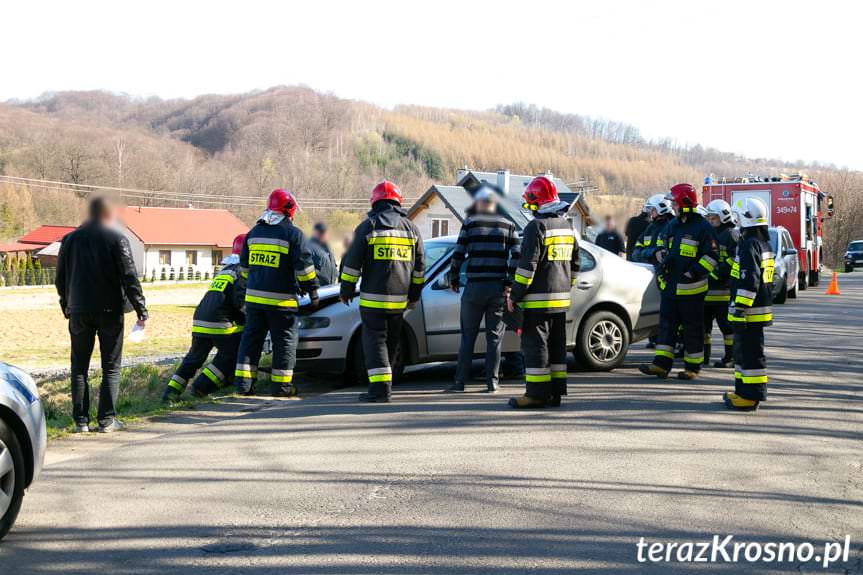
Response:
[55,198,148,433]
[340,181,425,402]
[447,185,519,393]
[507,176,580,409]
[234,189,319,397]
[162,233,247,402]
[703,199,738,367]
[724,197,774,411]
[638,183,718,380]
[625,201,651,261]
[309,222,338,286]
[594,215,626,256]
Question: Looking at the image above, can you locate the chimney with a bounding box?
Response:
[188,203,194,209]
[496,169,510,196]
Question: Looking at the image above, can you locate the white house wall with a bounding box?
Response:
[142,246,223,279]
[411,195,459,239]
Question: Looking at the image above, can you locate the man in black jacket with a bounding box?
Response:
[340,181,425,402]
[55,198,148,433]
[309,222,338,286]
[625,203,651,261]
[594,215,625,256]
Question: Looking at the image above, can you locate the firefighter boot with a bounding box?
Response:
[272,385,298,398]
[638,364,669,379]
[546,395,562,408]
[723,391,759,412]
[677,369,699,381]
[714,338,734,368]
[161,375,186,404]
[713,356,734,368]
[358,392,392,403]
[508,395,547,409]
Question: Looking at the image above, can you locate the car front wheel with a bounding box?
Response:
[575,310,630,371]
[0,418,26,541]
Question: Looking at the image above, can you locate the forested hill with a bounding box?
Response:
[0,86,859,264]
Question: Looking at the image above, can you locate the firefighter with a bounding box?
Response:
[639,183,718,380]
[632,194,674,264]
[703,199,738,367]
[234,189,319,397]
[340,181,425,403]
[163,234,247,402]
[507,176,580,409]
[724,197,773,411]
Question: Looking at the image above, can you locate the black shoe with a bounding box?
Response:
[713,358,733,368]
[546,395,562,407]
[645,341,656,349]
[98,419,126,433]
[72,424,90,433]
[161,389,182,404]
[445,384,465,393]
[272,386,298,398]
[677,370,699,381]
[508,395,546,409]
[237,384,256,397]
[358,393,391,403]
[486,383,500,393]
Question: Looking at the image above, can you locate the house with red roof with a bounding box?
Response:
[117,206,249,277]
[18,225,77,247]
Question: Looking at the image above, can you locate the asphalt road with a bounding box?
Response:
[1,273,861,574]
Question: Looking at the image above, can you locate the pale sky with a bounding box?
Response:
[4,0,860,168]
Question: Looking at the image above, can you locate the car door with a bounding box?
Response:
[422,262,464,357]
[567,247,601,341]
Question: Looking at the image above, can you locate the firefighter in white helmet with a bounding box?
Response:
[724,197,773,411]
[703,199,738,367]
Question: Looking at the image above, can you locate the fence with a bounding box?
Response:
[0,267,57,287]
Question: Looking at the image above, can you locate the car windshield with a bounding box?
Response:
[849,241,863,252]
[769,229,779,252]
[423,240,454,274]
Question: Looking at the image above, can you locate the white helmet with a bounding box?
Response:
[737,197,769,228]
[696,205,708,217]
[647,193,673,217]
[706,199,734,224]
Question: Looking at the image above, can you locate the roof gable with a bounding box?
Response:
[119,206,248,248]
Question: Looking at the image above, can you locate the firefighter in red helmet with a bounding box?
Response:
[507,176,580,408]
[234,189,319,397]
[339,181,425,402]
[163,233,248,401]
[639,183,718,380]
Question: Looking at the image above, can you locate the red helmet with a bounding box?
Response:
[522,176,559,210]
[668,183,698,212]
[231,233,246,256]
[370,180,403,206]
[267,188,298,218]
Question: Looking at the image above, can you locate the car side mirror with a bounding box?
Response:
[783,248,797,257]
[433,273,451,291]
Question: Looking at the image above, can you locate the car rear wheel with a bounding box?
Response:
[347,329,406,386]
[787,279,798,299]
[575,310,629,371]
[0,418,25,541]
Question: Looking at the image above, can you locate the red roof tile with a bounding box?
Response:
[0,242,35,253]
[18,225,76,245]
[119,206,249,248]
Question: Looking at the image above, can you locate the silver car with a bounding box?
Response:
[769,226,799,304]
[0,362,46,540]
[296,237,660,382]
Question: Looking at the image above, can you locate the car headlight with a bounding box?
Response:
[298,316,331,330]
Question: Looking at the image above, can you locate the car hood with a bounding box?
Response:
[299,284,342,314]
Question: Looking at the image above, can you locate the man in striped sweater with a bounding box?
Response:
[447,186,520,393]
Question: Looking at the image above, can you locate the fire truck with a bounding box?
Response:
[702,174,834,290]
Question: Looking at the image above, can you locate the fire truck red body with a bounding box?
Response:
[702,176,831,289]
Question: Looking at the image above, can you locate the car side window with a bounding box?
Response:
[579,249,596,272]
[783,231,793,250]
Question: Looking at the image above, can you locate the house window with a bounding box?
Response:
[186,250,198,265]
[159,250,172,266]
[212,250,223,264]
[431,218,449,238]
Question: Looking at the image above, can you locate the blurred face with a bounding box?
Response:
[315,229,328,243]
[476,199,496,214]
[604,217,615,231]
[707,214,721,228]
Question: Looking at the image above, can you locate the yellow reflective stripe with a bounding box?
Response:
[213,274,235,284]
[411,275,425,284]
[368,373,393,383]
[735,295,754,306]
[525,374,552,382]
[655,239,665,246]
[168,380,185,392]
[359,299,408,310]
[250,243,290,254]
[297,270,317,282]
[202,367,221,384]
[676,284,708,296]
[340,272,360,283]
[192,324,243,335]
[737,374,768,384]
[245,295,298,308]
[704,295,731,302]
[271,373,293,383]
[367,237,415,246]
[684,357,703,364]
[728,313,745,323]
[514,274,533,286]
[518,299,570,309]
[746,313,772,323]
[544,236,575,246]
[235,369,254,378]
[550,371,567,379]
[699,259,715,273]
[655,350,674,359]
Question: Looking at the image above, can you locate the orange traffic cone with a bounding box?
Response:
[824,272,841,295]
